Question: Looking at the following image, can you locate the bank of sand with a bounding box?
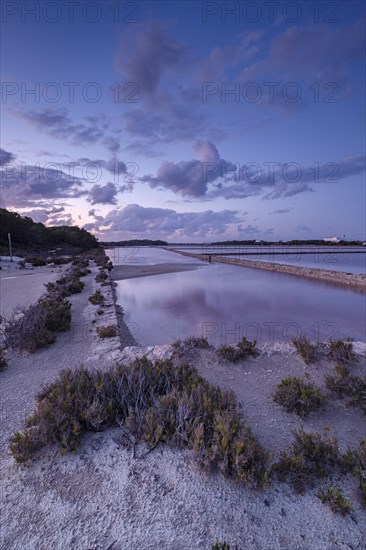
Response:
[1,264,365,549]
[168,249,366,293]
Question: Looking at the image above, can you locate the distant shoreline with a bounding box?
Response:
[169,249,366,293]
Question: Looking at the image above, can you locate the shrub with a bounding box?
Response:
[4,298,71,352]
[212,543,239,550]
[0,347,7,371]
[273,376,326,417]
[217,338,258,363]
[326,366,366,414]
[316,486,352,516]
[96,309,104,316]
[272,428,341,493]
[89,290,104,305]
[9,359,269,486]
[172,336,210,351]
[95,269,108,283]
[328,339,356,365]
[292,335,317,364]
[342,440,366,508]
[96,325,118,338]
[51,257,71,265]
[25,257,47,267]
[66,278,85,294]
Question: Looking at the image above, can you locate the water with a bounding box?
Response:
[108,247,365,347]
[171,246,366,275]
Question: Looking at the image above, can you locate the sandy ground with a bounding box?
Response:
[1,266,366,549]
[169,249,366,293]
[111,263,200,281]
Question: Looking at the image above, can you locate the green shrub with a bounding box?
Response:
[9,359,268,486]
[4,297,71,352]
[292,335,317,364]
[273,376,326,417]
[0,347,7,371]
[342,440,366,507]
[326,366,366,414]
[25,257,47,267]
[96,325,118,338]
[95,269,108,282]
[89,290,104,305]
[212,543,239,550]
[317,486,352,516]
[272,428,341,494]
[96,309,104,316]
[66,278,85,294]
[217,338,258,363]
[172,336,210,351]
[51,257,71,265]
[328,339,356,365]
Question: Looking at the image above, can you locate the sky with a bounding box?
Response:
[1,0,365,242]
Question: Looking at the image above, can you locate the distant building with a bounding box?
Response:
[255,240,263,244]
[324,237,340,243]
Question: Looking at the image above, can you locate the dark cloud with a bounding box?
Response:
[88,182,118,205]
[13,108,107,146]
[272,208,291,215]
[0,148,16,166]
[116,21,185,98]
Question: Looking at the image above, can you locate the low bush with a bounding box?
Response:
[96,325,118,338]
[96,308,104,316]
[4,297,71,353]
[9,359,269,487]
[95,269,108,283]
[328,339,356,365]
[342,440,366,508]
[316,486,352,516]
[292,335,317,364]
[0,347,7,371]
[25,257,47,267]
[51,257,71,265]
[89,290,104,305]
[272,428,341,494]
[273,376,326,417]
[326,366,366,414]
[212,543,239,550]
[217,338,258,363]
[172,336,210,351]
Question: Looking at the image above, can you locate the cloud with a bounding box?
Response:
[88,182,118,205]
[272,208,291,214]
[295,225,311,232]
[116,21,185,98]
[142,140,234,197]
[87,203,242,240]
[0,148,15,166]
[12,108,107,146]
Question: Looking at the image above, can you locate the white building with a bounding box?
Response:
[324,237,340,243]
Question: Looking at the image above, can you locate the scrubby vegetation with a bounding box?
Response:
[292,335,317,364]
[212,543,239,550]
[325,366,366,414]
[273,429,341,494]
[217,338,258,363]
[328,339,356,365]
[95,269,108,283]
[4,297,71,352]
[89,290,104,305]
[96,325,118,338]
[172,336,210,352]
[342,440,366,507]
[273,376,326,417]
[9,358,269,487]
[0,346,7,371]
[316,486,352,516]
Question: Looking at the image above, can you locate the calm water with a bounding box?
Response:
[172,246,366,275]
[108,248,365,347]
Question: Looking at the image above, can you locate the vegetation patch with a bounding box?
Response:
[326,366,366,414]
[172,336,210,351]
[0,346,8,371]
[272,428,341,494]
[95,269,108,283]
[25,257,47,267]
[212,543,239,550]
[342,440,366,508]
[316,486,352,516]
[292,335,317,364]
[89,290,104,305]
[217,338,258,363]
[96,325,118,338]
[273,376,326,417]
[9,358,268,487]
[328,339,356,365]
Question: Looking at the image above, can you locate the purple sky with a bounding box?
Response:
[1,0,365,242]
